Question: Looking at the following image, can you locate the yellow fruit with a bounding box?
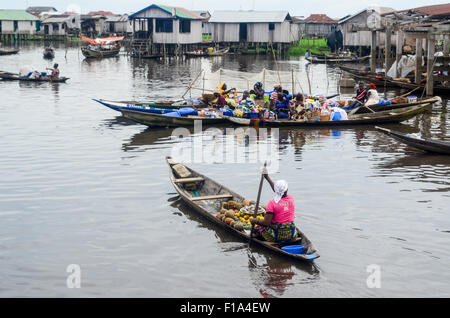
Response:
[244,215,249,220]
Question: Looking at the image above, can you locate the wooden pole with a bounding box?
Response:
[395,30,403,78]
[444,35,449,57]
[415,38,423,85]
[426,33,435,96]
[370,30,377,72]
[385,27,392,72]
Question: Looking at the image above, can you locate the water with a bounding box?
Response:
[0,43,449,297]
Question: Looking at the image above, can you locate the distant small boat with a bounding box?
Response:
[185,48,229,57]
[0,71,69,83]
[307,55,370,64]
[43,48,55,59]
[0,48,19,55]
[376,126,450,155]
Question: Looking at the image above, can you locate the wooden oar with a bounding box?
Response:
[249,162,266,247]
[355,99,375,113]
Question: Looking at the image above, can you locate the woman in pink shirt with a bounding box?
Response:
[250,170,299,243]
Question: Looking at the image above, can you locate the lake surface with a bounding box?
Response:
[0,43,449,297]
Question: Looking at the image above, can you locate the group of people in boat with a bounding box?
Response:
[207,81,356,121]
[209,82,313,120]
[19,63,60,80]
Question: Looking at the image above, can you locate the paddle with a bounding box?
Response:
[349,100,375,115]
[249,162,266,247]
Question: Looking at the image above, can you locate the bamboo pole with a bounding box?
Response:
[182,70,203,99]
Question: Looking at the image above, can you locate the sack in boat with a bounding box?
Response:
[173,164,192,178]
[202,93,215,103]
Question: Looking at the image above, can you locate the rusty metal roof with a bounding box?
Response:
[304,14,337,24]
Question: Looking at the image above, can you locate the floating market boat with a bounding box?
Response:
[307,55,370,64]
[185,48,229,57]
[376,126,450,155]
[0,48,19,55]
[166,156,320,262]
[120,108,226,127]
[93,99,201,114]
[0,71,69,83]
[43,47,55,59]
[339,65,450,95]
[223,97,438,127]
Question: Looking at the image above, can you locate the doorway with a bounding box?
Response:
[239,23,247,42]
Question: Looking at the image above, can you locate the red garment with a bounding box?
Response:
[215,94,226,107]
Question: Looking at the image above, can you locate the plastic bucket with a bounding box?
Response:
[281,245,304,254]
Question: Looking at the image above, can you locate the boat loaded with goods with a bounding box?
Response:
[166,156,319,262]
[95,67,440,128]
[81,35,123,58]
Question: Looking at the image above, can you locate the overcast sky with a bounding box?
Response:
[11,0,449,19]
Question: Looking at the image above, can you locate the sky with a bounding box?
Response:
[8,0,450,19]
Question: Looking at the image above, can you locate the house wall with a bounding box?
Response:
[0,20,37,34]
[338,11,394,48]
[131,7,202,43]
[212,21,297,43]
[297,22,336,37]
[212,23,239,42]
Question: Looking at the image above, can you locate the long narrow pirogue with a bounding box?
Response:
[166,156,320,262]
[339,65,450,95]
[376,126,450,155]
[0,71,69,83]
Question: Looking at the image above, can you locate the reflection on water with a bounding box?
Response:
[1,43,449,297]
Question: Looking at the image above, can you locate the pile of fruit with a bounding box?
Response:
[215,199,266,232]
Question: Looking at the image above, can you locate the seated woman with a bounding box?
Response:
[213,89,227,108]
[250,170,299,243]
[365,83,380,106]
[219,82,235,98]
[275,93,291,119]
[252,82,265,101]
[291,93,307,120]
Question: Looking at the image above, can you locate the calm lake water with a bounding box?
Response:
[0,43,449,297]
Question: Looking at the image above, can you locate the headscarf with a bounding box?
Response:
[369,83,376,89]
[273,180,288,204]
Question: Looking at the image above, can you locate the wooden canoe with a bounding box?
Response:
[166,156,320,262]
[0,49,19,55]
[339,65,450,95]
[376,126,450,155]
[307,55,370,64]
[0,71,69,83]
[93,99,198,114]
[81,46,120,58]
[120,108,226,127]
[224,99,436,127]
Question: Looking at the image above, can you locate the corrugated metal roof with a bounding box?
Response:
[209,10,291,23]
[383,3,450,18]
[304,14,337,24]
[105,15,129,22]
[0,9,39,21]
[339,7,394,24]
[42,15,74,23]
[129,4,202,20]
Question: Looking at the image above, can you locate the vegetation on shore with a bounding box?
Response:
[287,38,330,56]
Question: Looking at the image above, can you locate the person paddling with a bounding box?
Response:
[250,167,299,243]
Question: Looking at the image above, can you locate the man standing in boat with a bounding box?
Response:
[250,167,299,243]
